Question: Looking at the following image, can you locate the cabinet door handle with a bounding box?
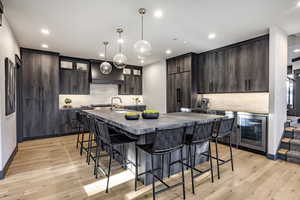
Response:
[176,88,181,103]
[245,80,248,91]
[248,80,251,90]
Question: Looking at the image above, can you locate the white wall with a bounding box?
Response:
[143,60,167,113]
[268,26,288,156]
[0,15,19,170]
[59,84,143,107]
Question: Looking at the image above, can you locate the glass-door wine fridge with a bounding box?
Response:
[238,112,267,152]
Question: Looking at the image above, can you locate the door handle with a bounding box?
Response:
[176,88,181,104]
[248,80,251,90]
[245,80,248,91]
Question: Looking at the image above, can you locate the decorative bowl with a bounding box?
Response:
[125,112,140,120]
[142,110,159,119]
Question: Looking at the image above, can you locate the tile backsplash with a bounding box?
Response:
[197,93,269,113]
[59,84,143,108]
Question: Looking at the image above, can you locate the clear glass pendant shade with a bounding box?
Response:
[134,40,152,57]
[100,61,112,74]
[113,53,127,69]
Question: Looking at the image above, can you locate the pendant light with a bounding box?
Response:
[113,28,128,69]
[100,41,112,74]
[134,8,152,57]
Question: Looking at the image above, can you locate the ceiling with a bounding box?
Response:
[3,0,300,66]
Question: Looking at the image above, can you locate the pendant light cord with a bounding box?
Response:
[104,44,107,61]
[141,14,144,40]
[119,32,122,53]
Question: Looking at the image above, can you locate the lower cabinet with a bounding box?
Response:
[57,110,79,135]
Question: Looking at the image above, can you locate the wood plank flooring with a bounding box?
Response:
[1,135,300,200]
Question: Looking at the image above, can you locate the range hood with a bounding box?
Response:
[90,60,124,84]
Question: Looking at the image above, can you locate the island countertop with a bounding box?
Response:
[83,109,224,135]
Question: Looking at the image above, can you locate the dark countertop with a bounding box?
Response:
[84,108,224,135]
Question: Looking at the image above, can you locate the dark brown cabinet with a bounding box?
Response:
[21,49,59,139]
[118,66,143,95]
[167,54,192,75]
[59,57,90,94]
[167,53,196,113]
[197,35,269,94]
[60,69,90,94]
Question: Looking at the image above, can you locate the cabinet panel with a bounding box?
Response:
[21,49,59,139]
[60,69,89,94]
[40,54,59,136]
[167,58,177,74]
[196,35,269,94]
[118,67,143,95]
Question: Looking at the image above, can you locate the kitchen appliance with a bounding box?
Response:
[237,112,267,152]
[197,98,209,113]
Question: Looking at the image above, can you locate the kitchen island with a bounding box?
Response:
[84,109,224,185]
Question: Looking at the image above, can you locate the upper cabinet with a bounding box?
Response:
[118,66,143,95]
[59,57,90,95]
[197,35,269,94]
[167,53,197,113]
[167,54,192,74]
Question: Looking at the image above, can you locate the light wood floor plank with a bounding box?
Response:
[0,135,300,200]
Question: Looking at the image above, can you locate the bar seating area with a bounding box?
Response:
[74,110,236,200]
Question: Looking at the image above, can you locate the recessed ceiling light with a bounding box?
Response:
[118,38,124,44]
[41,29,50,35]
[297,1,300,7]
[41,44,48,48]
[140,60,145,64]
[183,41,188,44]
[208,33,216,39]
[154,10,163,18]
[99,53,105,57]
[294,49,300,53]
[166,49,172,54]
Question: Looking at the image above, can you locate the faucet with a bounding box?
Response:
[111,97,123,110]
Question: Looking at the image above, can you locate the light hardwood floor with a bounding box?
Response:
[1,135,300,200]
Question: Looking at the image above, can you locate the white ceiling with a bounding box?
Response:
[3,0,300,66]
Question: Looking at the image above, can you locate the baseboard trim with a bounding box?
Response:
[0,145,18,180]
[267,153,277,160]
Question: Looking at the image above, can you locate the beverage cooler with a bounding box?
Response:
[237,112,267,153]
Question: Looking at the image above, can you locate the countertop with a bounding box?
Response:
[84,108,224,135]
[191,108,269,115]
[59,104,146,111]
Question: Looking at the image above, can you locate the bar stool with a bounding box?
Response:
[184,121,215,194]
[135,126,187,200]
[212,118,235,179]
[76,111,84,149]
[94,119,136,193]
[86,115,98,165]
[76,112,91,156]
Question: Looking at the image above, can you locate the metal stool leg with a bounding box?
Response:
[106,148,113,193]
[87,133,92,164]
[135,146,138,191]
[229,135,234,171]
[151,154,156,200]
[168,152,171,178]
[215,138,220,179]
[180,148,186,199]
[189,144,195,194]
[209,141,214,183]
[80,132,84,156]
[76,126,80,148]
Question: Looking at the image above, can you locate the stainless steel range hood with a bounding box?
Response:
[90,60,124,84]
